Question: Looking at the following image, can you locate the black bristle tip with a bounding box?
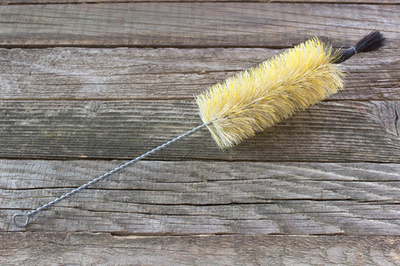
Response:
[332,31,386,64]
[354,31,386,53]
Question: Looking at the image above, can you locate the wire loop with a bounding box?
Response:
[12,213,30,228]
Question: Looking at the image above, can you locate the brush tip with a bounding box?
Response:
[355,31,386,53]
[332,31,386,63]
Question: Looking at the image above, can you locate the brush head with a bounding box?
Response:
[196,38,344,149]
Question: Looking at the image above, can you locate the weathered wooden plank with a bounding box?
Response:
[0,3,397,48]
[2,160,400,235]
[2,0,399,4]
[1,100,400,162]
[0,47,397,100]
[0,99,225,160]
[1,233,400,265]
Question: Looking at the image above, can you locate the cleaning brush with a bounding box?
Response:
[197,38,343,149]
[12,32,386,227]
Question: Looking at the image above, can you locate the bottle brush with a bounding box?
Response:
[12,32,386,227]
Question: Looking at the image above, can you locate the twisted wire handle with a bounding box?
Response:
[12,122,210,227]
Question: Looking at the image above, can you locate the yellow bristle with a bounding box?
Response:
[196,38,344,149]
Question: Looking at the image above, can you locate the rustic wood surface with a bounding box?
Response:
[0,47,398,101]
[2,100,400,162]
[3,160,400,235]
[2,0,400,3]
[1,233,400,265]
[1,0,399,265]
[0,3,398,48]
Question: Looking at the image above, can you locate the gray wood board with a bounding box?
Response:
[2,0,399,3]
[1,233,400,265]
[0,47,397,101]
[2,160,400,235]
[1,100,400,162]
[0,3,397,48]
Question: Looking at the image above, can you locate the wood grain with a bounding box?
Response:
[1,233,400,265]
[0,47,397,101]
[2,0,399,4]
[1,0,399,262]
[2,160,400,235]
[0,3,398,48]
[1,100,400,162]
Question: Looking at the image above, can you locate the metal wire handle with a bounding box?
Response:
[12,122,210,227]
